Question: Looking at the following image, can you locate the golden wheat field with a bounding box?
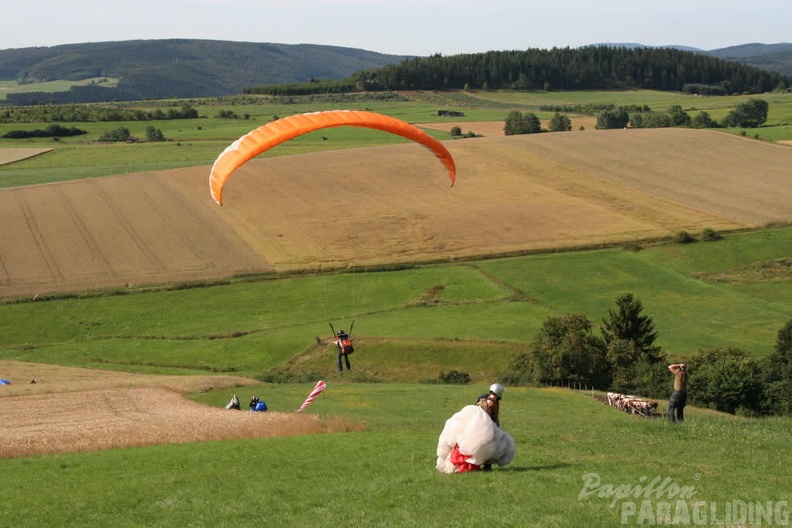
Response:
[2,127,792,458]
[2,127,791,301]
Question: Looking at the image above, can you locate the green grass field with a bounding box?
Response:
[1,383,790,527]
[2,90,792,189]
[2,227,790,379]
[0,77,120,100]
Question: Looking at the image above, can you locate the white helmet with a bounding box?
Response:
[489,383,504,400]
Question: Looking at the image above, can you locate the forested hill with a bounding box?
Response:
[335,46,790,95]
[0,39,411,103]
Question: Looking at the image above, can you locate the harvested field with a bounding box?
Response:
[0,360,363,459]
[0,148,53,165]
[2,128,792,300]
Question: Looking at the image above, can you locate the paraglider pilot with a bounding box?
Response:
[225,394,241,410]
[477,383,504,427]
[436,383,515,474]
[333,329,354,372]
[249,395,268,412]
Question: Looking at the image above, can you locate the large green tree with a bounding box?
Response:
[762,319,792,415]
[601,293,662,362]
[528,313,610,389]
[722,98,769,128]
[595,107,629,129]
[548,113,572,132]
[504,111,542,135]
[688,347,763,415]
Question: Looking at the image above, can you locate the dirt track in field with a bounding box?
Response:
[2,127,792,300]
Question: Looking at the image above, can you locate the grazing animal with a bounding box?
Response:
[606,392,658,417]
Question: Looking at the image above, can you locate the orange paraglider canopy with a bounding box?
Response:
[209,110,456,205]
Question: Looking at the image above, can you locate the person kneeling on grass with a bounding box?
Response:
[248,395,268,412]
[435,387,515,474]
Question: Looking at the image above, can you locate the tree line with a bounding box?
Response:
[0,103,199,124]
[249,46,791,96]
[501,98,771,136]
[498,292,792,417]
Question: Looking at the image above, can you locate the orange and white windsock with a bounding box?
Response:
[297,380,327,412]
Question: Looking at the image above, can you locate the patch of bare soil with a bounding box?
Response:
[0,361,363,459]
[0,148,53,166]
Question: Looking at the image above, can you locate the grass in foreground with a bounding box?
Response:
[1,384,789,527]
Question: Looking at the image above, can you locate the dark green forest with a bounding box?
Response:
[339,47,790,94]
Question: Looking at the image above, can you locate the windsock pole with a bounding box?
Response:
[297,380,327,412]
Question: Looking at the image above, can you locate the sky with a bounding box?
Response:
[2,0,790,56]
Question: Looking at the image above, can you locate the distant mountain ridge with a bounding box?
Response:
[1,39,790,103]
[0,39,411,101]
[588,42,792,76]
[704,42,792,59]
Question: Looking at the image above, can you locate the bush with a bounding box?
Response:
[98,127,131,142]
[145,126,166,142]
[672,230,696,244]
[3,125,87,139]
[438,370,471,385]
[449,126,462,137]
[700,228,722,241]
[548,113,572,132]
[622,241,643,252]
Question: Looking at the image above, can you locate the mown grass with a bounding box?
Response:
[0,117,455,187]
[3,89,792,188]
[0,77,120,100]
[1,227,790,382]
[1,383,790,527]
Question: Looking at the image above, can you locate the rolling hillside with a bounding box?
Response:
[1,127,791,300]
[0,39,411,101]
[2,39,792,103]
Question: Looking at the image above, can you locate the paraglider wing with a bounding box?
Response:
[209,110,456,205]
[436,405,515,474]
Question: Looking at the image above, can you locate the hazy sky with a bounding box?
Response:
[2,0,790,56]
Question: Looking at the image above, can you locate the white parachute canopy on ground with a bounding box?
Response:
[436,405,516,474]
